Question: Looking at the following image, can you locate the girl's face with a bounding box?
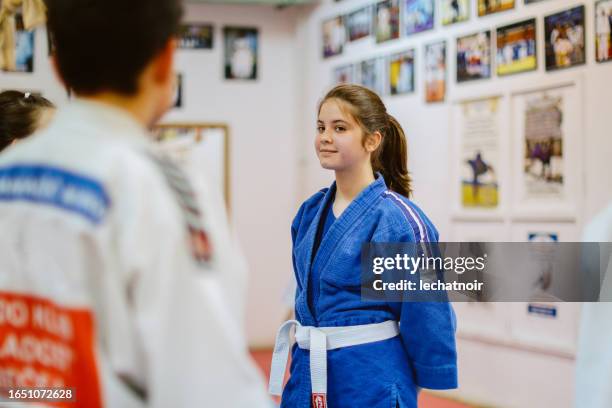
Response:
[316,98,371,172]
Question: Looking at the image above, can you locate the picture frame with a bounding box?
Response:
[179,24,214,49]
[322,16,346,58]
[375,0,400,43]
[223,27,258,80]
[544,5,586,72]
[456,30,492,83]
[440,0,469,26]
[402,0,434,36]
[477,0,515,17]
[424,40,446,103]
[595,0,612,63]
[510,80,583,221]
[346,6,372,42]
[496,19,537,76]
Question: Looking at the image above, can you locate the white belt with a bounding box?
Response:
[268,320,400,401]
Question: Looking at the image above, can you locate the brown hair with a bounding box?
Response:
[0,91,54,152]
[318,84,412,197]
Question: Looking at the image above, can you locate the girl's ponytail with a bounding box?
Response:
[372,113,412,197]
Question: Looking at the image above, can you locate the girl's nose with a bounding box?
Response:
[321,130,333,144]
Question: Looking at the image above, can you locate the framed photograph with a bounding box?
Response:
[172,74,183,108]
[425,40,446,103]
[458,97,501,209]
[388,50,415,95]
[402,0,434,36]
[223,27,258,80]
[440,0,469,26]
[355,58,386,96]
[179,24,214,49]
[322,16,346,58]
[544,6,585,71]
[153,124,231,211]
[333,65,354,84]
[347,6,372,42]
[510,81,583,220]
[13,14,34,73]
[496,19,537,76]
[375,0,400,43]
[477,0,515,17]
[595,0,612,63]
[456,30,491,83]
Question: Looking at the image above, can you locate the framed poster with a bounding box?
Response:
[347,6,372,42]
[510,81,582,220]
[595,0,612,63]
[333,65,354,84]
[179,24,214,49]
[355,57,386,96]
[388,49,415,95]
[458,97,501,210]
[456,30,491,83]
[172,73,183,109]
[402,0,434,36]
[496,19,537,76]
[153,124,230,210]
[223,27,258,80]
[440,0,469,26]
[13,14,35,73]
[375,0,400,43]
[322,16,346,58]
[544,5,585,71]
[477,0,515,17]
[424,40,446,103]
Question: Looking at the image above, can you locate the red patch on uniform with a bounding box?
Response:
[312,393,327,408]
[0,292,102,408]
[188,226,213,263]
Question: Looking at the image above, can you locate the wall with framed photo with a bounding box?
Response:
[153,123,231,212]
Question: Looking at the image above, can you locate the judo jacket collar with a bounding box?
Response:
[297,174,388,325]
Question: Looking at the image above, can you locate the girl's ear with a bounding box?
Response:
[364,131,382,153]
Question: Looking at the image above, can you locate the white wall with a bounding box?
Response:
[0,2,301,347]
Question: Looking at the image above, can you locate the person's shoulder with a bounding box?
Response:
[292,188,328,229]
[378,190,439,242]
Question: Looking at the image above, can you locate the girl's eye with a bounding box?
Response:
[335,126,346,132]
[317,126,325,133]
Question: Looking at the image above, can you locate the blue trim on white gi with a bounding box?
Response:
[0,164,110,224]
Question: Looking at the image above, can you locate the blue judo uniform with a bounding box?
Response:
[281,175,457,408]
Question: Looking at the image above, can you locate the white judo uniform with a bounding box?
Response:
[575,203,612,408]
[0,99,270,407]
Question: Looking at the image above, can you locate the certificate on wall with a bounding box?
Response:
[511,82,582,220]
[458,97,502,210]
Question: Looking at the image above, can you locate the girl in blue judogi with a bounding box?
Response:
[269,84,457,408]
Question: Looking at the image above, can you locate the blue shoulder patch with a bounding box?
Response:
[0,164,111,225]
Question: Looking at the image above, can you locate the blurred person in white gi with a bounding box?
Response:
[0,0,270,406]
[575,203,612,408]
